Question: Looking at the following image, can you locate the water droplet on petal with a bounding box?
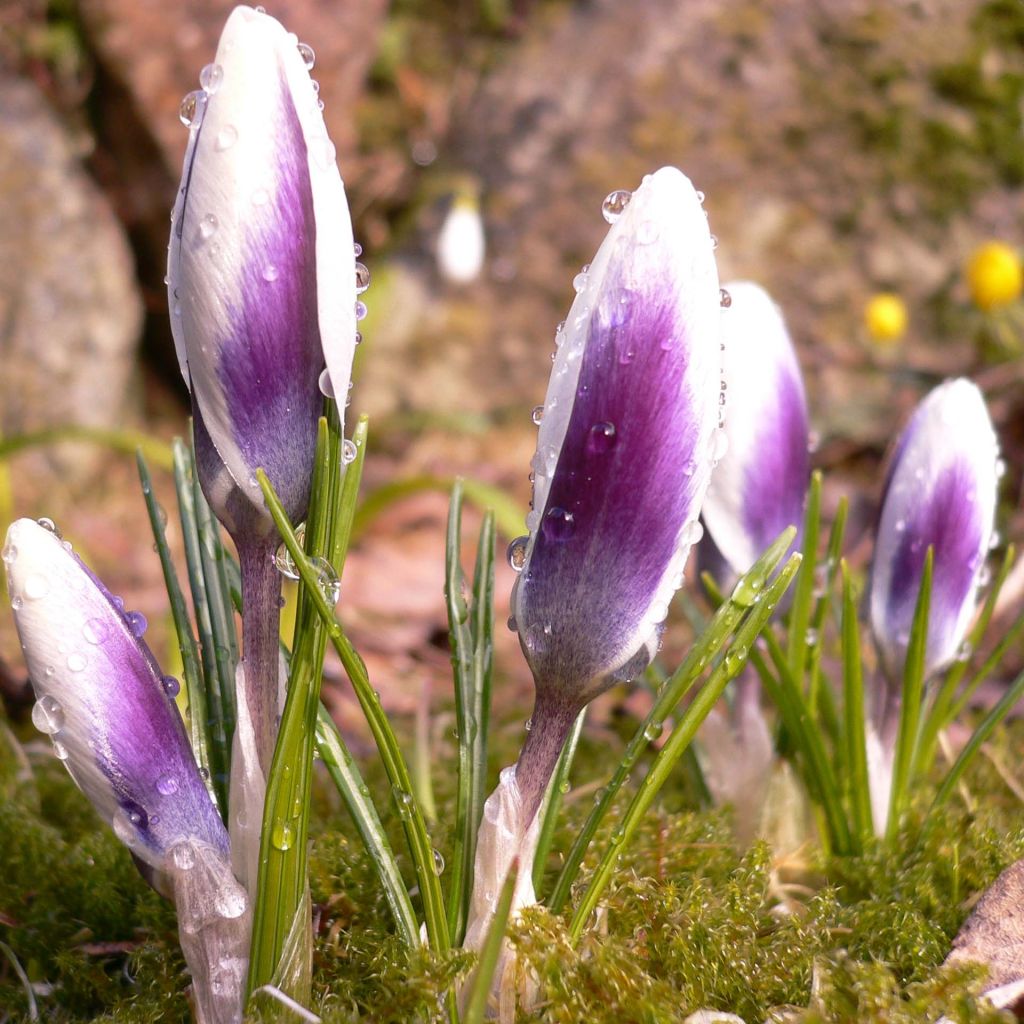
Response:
[199,62,224,94]
[523,623,551,654]
[341,439,358,465]
[67,652,87,673]
[696,190,706,203]
[262,264,279,283]
[719,288,732,308]
[531,405,544,426]
[542,507,574,542]
[37,517,60,536]
[587,421,617,454]
[572,270,589,293]
[216,125,238,151]
[602,189,632,223]
[199,214,218,240]
[125,611,148,637]
[297,42,315,69]
[179,90,207,128]
[508,536,531,572]
[162,675,181,698]
[52,740,69,761]
[355,300,367,321]
[32,694,65,735]
[170,842,196,871]
[157,774,179,796]
[355,262,370,293]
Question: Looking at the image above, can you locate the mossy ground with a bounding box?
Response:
[1,708,1023,1023]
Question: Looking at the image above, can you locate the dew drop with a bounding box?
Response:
[542,506,575,542]
[355,262,371,294]
[1,541,17,564]
[531,405,544,426]
[37,517,61,536]
[125,611,148,637]
[341,438,358,465]
[162,675,181,698]
[199,214,218,241]
[82,618,109,645]
[199,62,224,94]
[572,270,589,293]
[275,524,306,579]
[297,42,315,69]
[710,234,719,250]
[32,694,65,735]
[696,190,706,203]
[554,320,566,346]
[215,125,238,151]
[271,819,295,851]
[355,300,368,321]
[179,90,206,127]
[587,421,617,454]
[601,189,632,223]
[643,720,663,742]
[52,740,69,761]
[157,774,179,796]
[311,556,340,606]
[507,536,529,571]
[353,242,363,257]
[170,842,196,871]
[262,263,279,283]
[67,652,87,673]
[719,288,732,308]
[11,595,24,611]
[433,849,445,875]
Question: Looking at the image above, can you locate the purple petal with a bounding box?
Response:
[3,519,228,868]
[869,379,999,680]
[512,168,721,707]
[702,282,809,575]
[168,6,356,531]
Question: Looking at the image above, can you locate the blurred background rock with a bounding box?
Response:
[0,0,1022,731]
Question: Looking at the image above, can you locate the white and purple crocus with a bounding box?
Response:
[3,519,249,1024]
[465,167,722,951]
[866,378,999,833]
[167,4,358,775]
[701,280,810,576]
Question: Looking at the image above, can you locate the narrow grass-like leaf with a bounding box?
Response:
[462,858,518,1024]
[806,496,848,724]
[257,469,451,960]
[445,482,497,945]
[353,474,523,541]
[547,527,796,913]
[315,704,419,946]
[786,471,822,690]
[532,709,585,895]
[248,416,338,998]
[568,553,802,943]
[172,439,230,809]
[752,628,854,855]
[840,561,872,845]
[136,451,216,813]
[885,547,933,842]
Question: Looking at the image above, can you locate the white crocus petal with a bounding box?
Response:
[168,4,355,521]
[702,281,809,574]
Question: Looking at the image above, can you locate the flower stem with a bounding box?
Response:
[238,537,282,775]
[515,693,579,827]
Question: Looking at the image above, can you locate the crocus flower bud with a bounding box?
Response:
[464,168,721,966]
[4,519,248,1023]
[510,168,720,772]
[168,4,357,542]
[4,518,228,867]
[869,378,999,682]
[701,281,810,575]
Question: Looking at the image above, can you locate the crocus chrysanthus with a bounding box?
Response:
[465,167,721,953]
[869,378,998,682]
[701,281,810,575]
[167,4,358,775]
[4,519,248,1024]
[866,378,999,832]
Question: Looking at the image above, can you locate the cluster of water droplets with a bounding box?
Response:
[273,523,342,605]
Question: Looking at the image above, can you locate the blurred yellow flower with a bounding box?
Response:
[967,242,1023,311]
[864,293,908,344]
